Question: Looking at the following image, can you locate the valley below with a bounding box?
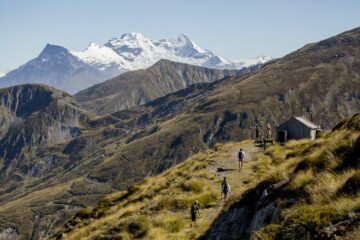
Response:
[0,27,360,239]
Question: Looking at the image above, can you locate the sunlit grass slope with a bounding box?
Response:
[57,141,263,240]
[251,113,360,239]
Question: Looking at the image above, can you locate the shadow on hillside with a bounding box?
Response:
[216,167,237,172]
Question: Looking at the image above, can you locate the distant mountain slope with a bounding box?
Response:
[0,45,112,94]
[74,59,260,115]
[0,33,271,94]
[0,84,88,186]
[0,27,359,239]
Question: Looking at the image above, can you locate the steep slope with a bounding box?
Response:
[0,45,112,94]
[205,113,360,240]
[0,27,360,239]
[0,33,271,94]
[0,84,88,184]
[56,113,360,240]
[74,60,260,115]
[55,141,264,239]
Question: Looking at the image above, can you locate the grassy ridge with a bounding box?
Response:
[57,141,264,239]
[251,114,360,239]
[58,113,360,239]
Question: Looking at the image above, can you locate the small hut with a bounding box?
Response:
[276,116,320,142]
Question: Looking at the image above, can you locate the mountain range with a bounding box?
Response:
[74,59,261,115]
[0,33,272,94]
[0,27,359,239]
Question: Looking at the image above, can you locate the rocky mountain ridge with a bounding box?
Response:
[0,33,272,94]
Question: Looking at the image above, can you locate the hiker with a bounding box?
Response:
[255,124,260,140]
[238,148,245,170]
[190,200,200,227]
[221,176,231,200]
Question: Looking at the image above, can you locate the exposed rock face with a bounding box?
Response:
[74,60,260,115]
[0,84,87,177]
[206,181,291,239]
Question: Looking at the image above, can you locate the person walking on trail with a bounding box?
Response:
[190,200,200,227]
[221,176,231,200]
[238,148,246,171]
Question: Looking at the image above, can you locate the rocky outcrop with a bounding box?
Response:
[0,84,87,174]
[205,180,294,240]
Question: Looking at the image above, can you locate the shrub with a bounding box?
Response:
[180,180,204,193]
[198,191,218,207]
[76,207,94,219]
[338,170,360,196]
[127,216,150,238]
[158,217,185,233]
[251,224,281,240]
[280,205,342,239]
[290,170,314,190]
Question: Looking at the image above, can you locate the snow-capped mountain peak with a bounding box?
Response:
[39,44,70,59]
[71,42,125,70]
[0,33,272,94]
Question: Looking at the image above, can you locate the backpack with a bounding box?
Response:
[191,204,198,214]
[222,181,229,193]
[238,150,244,160]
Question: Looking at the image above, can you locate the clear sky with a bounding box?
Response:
[0,0,359,70]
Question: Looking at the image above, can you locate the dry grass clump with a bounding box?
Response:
[60,141,265,240]
[180,180,204,193]
[251,224,281,240]
[252,114,360,240]
[280,204,342,239]
[290,169,314,190]
[337,170,360,196]
[127,216,151,238]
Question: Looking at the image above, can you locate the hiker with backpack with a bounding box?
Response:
[238,148,245,171]
[221,176,231,200]
[190,200,200,227]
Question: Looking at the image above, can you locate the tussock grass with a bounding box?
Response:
[180,180,204,193]
[252,114,360,240]
[338,170,360,196]
[290,169,314,190]
[127,216,150,238]
[60,142,264,240]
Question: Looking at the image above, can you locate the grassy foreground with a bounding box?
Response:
[251,114,360,239]
[57,113,360,239]
[56,141,263,239]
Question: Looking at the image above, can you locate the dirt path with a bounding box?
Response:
[217,141,263,194]
[184,140,263,235]
[62,140,264,240]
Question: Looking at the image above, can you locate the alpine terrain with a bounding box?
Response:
[74,59,260,115]
[0,33,272,94]
[0,27,359,239]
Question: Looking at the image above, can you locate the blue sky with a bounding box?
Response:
[0,0,359,70]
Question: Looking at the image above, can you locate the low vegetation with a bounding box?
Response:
[57,141,264,239]
[58,113,360,240]
[251,113,360,240]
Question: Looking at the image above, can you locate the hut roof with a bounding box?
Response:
[293,116,319,129]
